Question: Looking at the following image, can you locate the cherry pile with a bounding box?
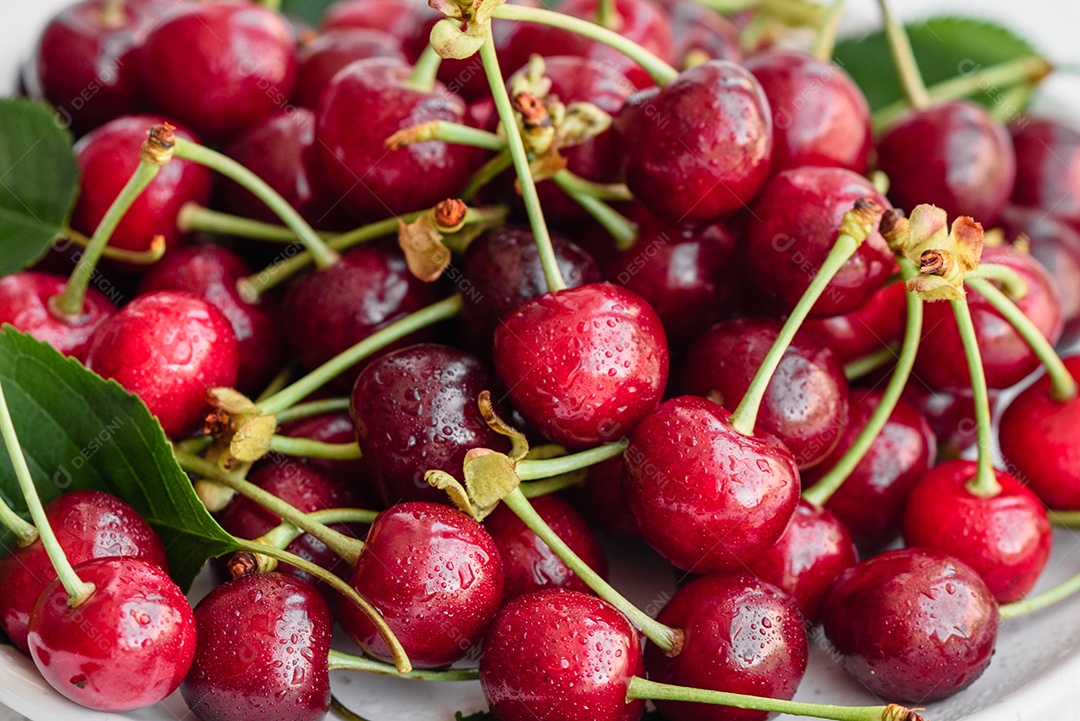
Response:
[3,0,1080,720]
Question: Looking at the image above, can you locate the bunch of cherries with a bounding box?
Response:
[2,0,1080,719]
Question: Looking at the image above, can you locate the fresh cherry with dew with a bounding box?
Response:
[804,281,907,365]
[667,1,742,67]
[564,455,638,536]
[0,272,116,361]
[294,28,406,110]
[1010,117,1080,226]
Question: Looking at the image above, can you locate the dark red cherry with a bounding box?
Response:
[278,411,370,490]
[0,490,168,654]
[876,101,1016,225]
[316,57,482,221]
[322,0,438,49]
[744,166,893,317]
[645,573,808,721]
[822,548,999,703]
[492,282,669,448]
[998,355,1080,509]
[803,281,906,365]
[912,246,1062,391]
[564,455,638,536]
[668,1,742,67]
[605,210,739,347]
[0,272,116,361]
[182,572,332,721]
[339,502,504,668]
[902,460,1051,603]
[28,557,195,712]
[744,51,871,174]
[901,383,988,460]
[350,343,510,506]
[683,318,849,469]
[140,1,298,140]
[1010,117,1080,225]
[746,500,858,623]
[623,396,800,573]
[480,589,645,721]
[295,28,405,110]
[614,60,772,226]
[84,290,239,438]
[71,114,212,260]
[804,389,934,550]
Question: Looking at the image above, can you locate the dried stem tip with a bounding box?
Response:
[227,552,259,579]
[882,704,925,721]
[919,249,950,276]
[512,92,552,129]
[880,208,909,251]
[434,198,468,231]
[142,123,176,166]
[838,197,884,243]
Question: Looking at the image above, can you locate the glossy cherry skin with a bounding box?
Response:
[28,557,195,712]
[140,1,297,140]
[623,396,800,573]
[746,500,858,623]
[668,1,742,67]
[340,502,504,668]
[744,166,893,317]
[565,455,639,536]
[900,384,987,460]
[493,282,669,448]
[744,51,871,175]
[294,28,405,110]
[803,281,906,365]
[0,272,116,361]
[71,114,212,259]
[912,247,1062,391]
[278,410,370,491]
[0,490,168,654]
[317,57,482,221]
[480,589,645,721]
[322,0,437,42]
[1010,117,1080,225]
[181,572,332,721]
[646,574,808,721]
[350,343,509,506]
[876,101,1016,225]
[459,226,602,352]
[822,548,999,704]
[998,355,1080,509]
[684,318,849,469]
[902,460,1051,603]
[84,290,239,438]
[803,389,935,550]
[614,60,772,226]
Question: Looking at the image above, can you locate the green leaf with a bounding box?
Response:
[0,99,79,275]
[834,16,1040,113]
[0,327,240,590]
[455,711,494,721]
[280,0,338,25]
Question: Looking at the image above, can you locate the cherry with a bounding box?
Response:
[484,494,608,600]
[683,318,849,469]
[294,28,405,110]
[278,410,370,491]
[479,589,645,721]
[822,548,999,703]
[623,395,800,573]
[667,1,742,67]
[645,573,808,721]
[339,502,504,668]
[803,389,935,549]
[84,290,239,438]
[71,114,212,260]
[316,56,482,221]
[744,51,872,175]
[745,500,858,623]
[1010,117,1080,225]
[322,0,438,52]
[27,556,195,712]
[900,384,987,459]
[564,455,638,536]
[0,272,116,361]
[139,1,298,140]
[876,101,1016,225]
[803,281,906,365]
[181,572,332,721]
[350,343,510,506]
[605,209,739,347]
[902,459,1051,603]
[743,166,893,317]
[613,60,772,226]
[0,489,168,654]
[492,282,669,448]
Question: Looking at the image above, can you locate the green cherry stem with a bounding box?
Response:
[964,262,1030,297]
[595,0,619,30]
[463,151,514,200]
[812,0,844,61]
[327,649,478,680]
[519,474,585,497]
[876,0,930,110]
[0,379,93,604]
[100,0,126,27]
[387,121,505,152]
[998,567,1080,620]
[255,508,377,564]
[268,435,363,461]
[59,226,166,265]
[1050,510,1080,528]
[274,397,352,424]
[552,171,634,202]
[950,295,1001,497]
[550,172,638,249]
[500,488,683,654]
[177,203,325,243]
[516,439,628,480]
[842,344,899,381]
[403,45,443,93]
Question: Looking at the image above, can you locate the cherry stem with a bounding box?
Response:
[520,473,585,497]
[177,202,330,243]
[327,649,478,680]
[964,262,1030,298]
[387,120,505,152]
[479,33,565,293]
[268,435,363,460]
[596,0,620,29]
[842,343,899,381]
[950,296,1001,497]
[463,151,513,200]
[255,508,376,565]
[870,170,890,196]
[100,0,125,28]
[256,367,294,403]
[501,487,683,654]
[989,84,1032,123]
[627,678,923,721]
[552,171,633,201]
[0,379,93,605]
[256,0,282,11]
[966,277,1079,402]
[258,294,463,415]
[59,227,166,265]
[492,5,679,87]
[171,138,341,270]
[876,0,931,110]
[998,566,1080,620]
[1050,510,1080,528]
[274,397,351,424]
[812,0,845,61]
[516,439,628,480]
[404,45,443,93]
[803,258,923,507]
[551,172,638,250]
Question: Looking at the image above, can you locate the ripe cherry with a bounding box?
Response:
[1010,117,1080,225]
[277,410,370,491]
[667,1,742,67]
[565,455,638,536]
[294,28,405,110]
[803,281,906,364]
[0,272,116,361]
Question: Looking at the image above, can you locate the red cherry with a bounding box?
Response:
[900,383,990,460]
[1010,117,1080,225]
[278,410,370,491]
[294,28,405,110]
[803,281,906,364]
[564,455,639,536]
[667,1,742,67]
[0,272,116,361]
[322,0,438,49]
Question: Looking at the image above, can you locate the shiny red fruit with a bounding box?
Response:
[294,28,405,110]
[803,275,906,364]
[1010,117,1080,225]
[0,272,116,361]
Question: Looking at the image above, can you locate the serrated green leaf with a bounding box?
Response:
[0,99,79,274]
[281,0,338,26]
[834,15,1041,114]
[0,327,240,590]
